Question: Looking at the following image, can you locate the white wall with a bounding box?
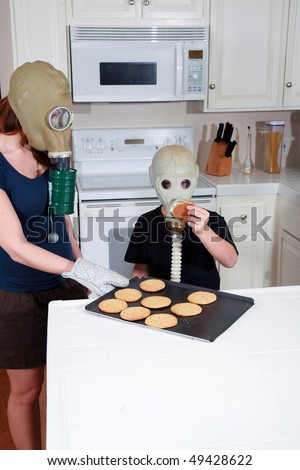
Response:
[71,101,300,171]
[0,0,15,98]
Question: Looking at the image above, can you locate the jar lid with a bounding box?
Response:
[265,120,285,126]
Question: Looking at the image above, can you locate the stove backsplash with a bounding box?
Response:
[72,102,299,170]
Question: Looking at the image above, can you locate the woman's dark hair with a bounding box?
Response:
[0,96,52,167]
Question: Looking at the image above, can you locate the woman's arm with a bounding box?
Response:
[0,188,129,295]
[64,215,91,295]
[0,188,74,273]
[65,215,82,260]
[186,203,238,269]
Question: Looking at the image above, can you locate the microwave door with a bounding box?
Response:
[71,41,183,102]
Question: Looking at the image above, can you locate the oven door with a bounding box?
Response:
[77,196,216,278]
[78,199,159,278]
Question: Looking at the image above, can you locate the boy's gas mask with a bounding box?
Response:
[149,145,199,283]
[8,61,75,215]
[149,144,199,234]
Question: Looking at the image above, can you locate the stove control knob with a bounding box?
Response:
[83,138,94,152]
[96,139,106,151]
[176,136,184,145]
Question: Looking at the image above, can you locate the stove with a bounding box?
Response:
[71,127,216,277]
[72,127,216,201]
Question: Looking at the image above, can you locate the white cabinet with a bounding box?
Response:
[0,0,68,96]
[277,230,300,285]
[67,0,136,19]
[277,196,300,285]
[206,0,289,111]
[217,195,277,290]
[66,0,208,24]
[139,0,207,20]
[283,0,300,107]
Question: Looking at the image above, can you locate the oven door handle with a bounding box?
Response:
[80,202,158,218]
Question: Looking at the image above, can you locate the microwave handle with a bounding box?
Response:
[175,43,183,98]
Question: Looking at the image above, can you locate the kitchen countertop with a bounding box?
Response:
[201,167,300,203]
[46,286,300,450]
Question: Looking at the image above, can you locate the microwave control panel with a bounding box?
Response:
[184,44,207,98]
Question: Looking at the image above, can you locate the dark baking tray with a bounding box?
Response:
[85,277,254,342]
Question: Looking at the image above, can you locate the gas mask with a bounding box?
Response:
[8,61,75,215]
[149,145,199,283]
[149,144,199,231]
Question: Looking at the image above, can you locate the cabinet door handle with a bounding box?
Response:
[240,214,247,220]
[209,83,216,90]
[286,82,293,88]
[143,0,150,5]
[129,0,135,5]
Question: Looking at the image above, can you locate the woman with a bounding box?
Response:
[0,96,128,449]
[0,96,89,449]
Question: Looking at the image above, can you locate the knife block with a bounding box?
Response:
[205,142,232,176]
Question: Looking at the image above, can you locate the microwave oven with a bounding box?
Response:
[69,26,208,103]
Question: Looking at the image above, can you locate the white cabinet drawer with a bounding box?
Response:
[219,203,266,228]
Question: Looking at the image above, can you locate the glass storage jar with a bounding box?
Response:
[264,121,285,173]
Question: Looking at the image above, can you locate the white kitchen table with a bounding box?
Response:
[46,286,300,450]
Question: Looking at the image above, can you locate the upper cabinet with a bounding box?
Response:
[0,0,68,95]
[206,0,289,111]
[2,0,300,111]
[142,0,207,20]
[66,0,209,25]
[284,0,300,107]
[67,0,137,20]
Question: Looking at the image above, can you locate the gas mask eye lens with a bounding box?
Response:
[48,107,74,131]
[181,179,191,189]
[161,180,171,189]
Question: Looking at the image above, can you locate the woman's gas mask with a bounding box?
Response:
[8,61,75,215]
[149,145,199,235]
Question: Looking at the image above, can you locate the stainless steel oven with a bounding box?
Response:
[72,127,216,278]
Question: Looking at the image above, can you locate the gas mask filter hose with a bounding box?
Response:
[166,216,186,283]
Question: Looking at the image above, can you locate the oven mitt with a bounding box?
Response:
[62,257,129,296]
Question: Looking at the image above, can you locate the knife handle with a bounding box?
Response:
[225,140,237,157]
[222,123,235,143]
[215,123,224,142]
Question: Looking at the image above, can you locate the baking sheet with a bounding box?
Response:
[85,277,254,342]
